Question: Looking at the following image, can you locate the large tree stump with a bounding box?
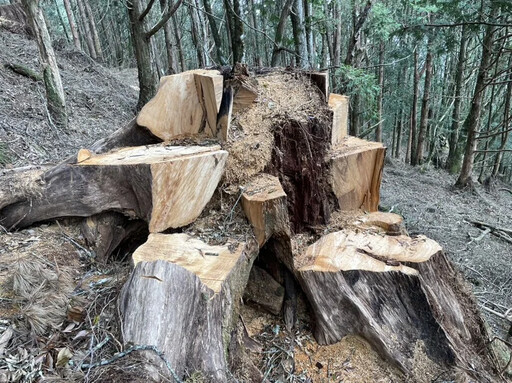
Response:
[0,145,227,231]
[120,233,258,382]
[295,230,495,380]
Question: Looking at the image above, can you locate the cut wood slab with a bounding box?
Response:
[120,233,258,382]
[136,70,224,141]
[330,136,386,212]
[296,230,495,380]
[355,211,404,235]
[0,145,227,232]
[241,174,290,247]
[328,94,349,147]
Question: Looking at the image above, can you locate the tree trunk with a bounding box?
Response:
[21,0,67,129]
[188,2,205,68]
[52,0,70,43]
[414,43,433,165]
[290,0,308,67]
[446,26,468,173]
[407,49,419,164]
[202,0,226,65]
[172,13,185,72]
[76,0,96,59]
[83,0,103,61]
[456,10,497,187]
[160,0,176,74]
[375,42,384,142]
[270,0,294,67]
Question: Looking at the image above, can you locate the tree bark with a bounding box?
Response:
[407,49,419,164]
[290,0,308,67]
[202,0,226,65]
[270,0,294,67]
[76,0,96,59]
[375,42,384,142]
[160,0,176,74]
[414,43,433,165]
[83,0,103,61]
[446,26,467,173]
[188,2,205,68]
[21,0,67,129]
[456,8,497,187]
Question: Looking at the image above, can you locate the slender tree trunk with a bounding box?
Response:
[395,108,403,158]
[83,0,103,61]
[62,0,81,49]
[414,43,433,165]
[290,0,308,67]
[21,0,67,128]
[203,0,226,65]
[224,0,243,64]
[52,0,70,42]
[188,2,205,67]
[304,0,315,67]
[76,0,96,59]
[344,0,372,66]
[172,13,185,71]
[375,42,384,142]
[492,55,512,177]
[159,0,176,74]
[446,26,468,173]
[271,0,294,67]
[407,50,419,164]
[456,10,497,187]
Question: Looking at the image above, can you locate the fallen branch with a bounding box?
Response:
[467,220,512,244]
[4,63,42,81]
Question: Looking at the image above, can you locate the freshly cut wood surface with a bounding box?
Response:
[132,233,244,293]
[0,145,227,232]
[136,69,223,141]
[328,94,349,147]
[330,136,385,211]
[120,236,258,381]
[297,231,440,274]
[241,174,289,247]
[356,211,404,235]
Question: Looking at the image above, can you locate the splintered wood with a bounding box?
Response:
[136,70,224,140]
[330,136,386,212]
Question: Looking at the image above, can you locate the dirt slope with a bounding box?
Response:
[0,29,137,167]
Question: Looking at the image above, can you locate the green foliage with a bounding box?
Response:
[368,3,400,40]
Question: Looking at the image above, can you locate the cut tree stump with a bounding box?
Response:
[330,136,386,212]
[120,233,258,381]
[296,230,495,380]
[241,174,290,247]
[137,70,224,141]
[0,145,227,231]
[328,94,349,147]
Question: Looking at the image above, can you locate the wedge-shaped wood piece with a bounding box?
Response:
[241,174,290,247]
[136,69,224,141]
[329,94,349,147]
[296,230,495,379]
[0,145,227,232]
[330,136,386,212]
[121,233,258,382]
[307,71,329,102]
[354,211,404,235]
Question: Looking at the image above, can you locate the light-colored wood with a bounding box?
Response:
[1,145,227,232]
[297,231,441,274]
[330,136,386,212]
[77,148,92,162]
[120,236,259,381]
[132,233,244,293]
[136,69,223,141]
[357,211,404,235]
[328,94,349,147]
[241,174,289,247]
[194,72,224,137]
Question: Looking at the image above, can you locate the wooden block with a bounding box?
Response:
[328,93,349,147]
[330,136,386,212]
[308,71,329,102]
[241,174,289,247]
[121,234,258,381]
[136,69,223,141]
[0,145,228,232]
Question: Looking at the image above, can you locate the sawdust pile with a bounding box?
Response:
[223,71,329,185]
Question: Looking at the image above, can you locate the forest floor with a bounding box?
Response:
[0,28,511,382]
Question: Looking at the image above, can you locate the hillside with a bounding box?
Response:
[0,28,511,383]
